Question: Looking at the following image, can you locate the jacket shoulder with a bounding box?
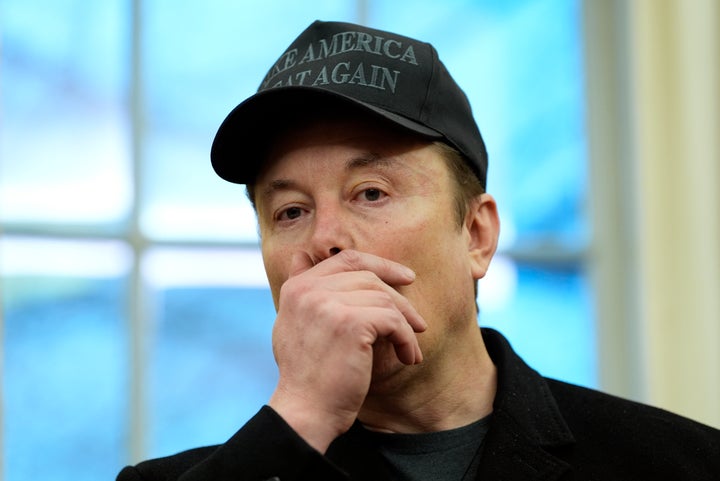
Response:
[546,378,720,479]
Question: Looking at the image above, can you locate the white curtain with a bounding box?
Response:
[585,0,720,428]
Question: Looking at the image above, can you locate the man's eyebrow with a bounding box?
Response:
[260,179,298,201]
[345,153,396,171]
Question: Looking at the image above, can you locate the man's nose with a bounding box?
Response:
[308,204,351,263]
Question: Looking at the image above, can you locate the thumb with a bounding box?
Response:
[289,251,315,277]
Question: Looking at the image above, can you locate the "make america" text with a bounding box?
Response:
[260,30,420,93]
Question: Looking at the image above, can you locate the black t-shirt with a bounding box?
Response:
[356,415,491,481]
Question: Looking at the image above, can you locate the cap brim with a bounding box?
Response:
[210,86,444,184]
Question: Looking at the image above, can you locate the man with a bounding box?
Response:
[118,20,720,480]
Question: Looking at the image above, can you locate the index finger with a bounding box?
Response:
[309,249,416,286]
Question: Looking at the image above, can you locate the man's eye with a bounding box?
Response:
[362,188,384,201]
[280,207,303,220]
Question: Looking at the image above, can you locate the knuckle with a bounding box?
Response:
[358,269,381,286]
[375,291,395,308]
[317,299,340,322]
[278,279,300,303]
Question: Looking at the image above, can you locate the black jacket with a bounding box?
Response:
[117,328,720,480]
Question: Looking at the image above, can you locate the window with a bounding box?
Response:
[1,1,589,479]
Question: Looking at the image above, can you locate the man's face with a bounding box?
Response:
[254,117,492,387]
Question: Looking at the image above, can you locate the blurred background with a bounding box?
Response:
[0,0,718,480]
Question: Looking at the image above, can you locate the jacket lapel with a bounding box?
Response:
[476,409,571,480]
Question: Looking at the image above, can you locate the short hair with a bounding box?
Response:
[431,141,486,227]
[431,141,486,313]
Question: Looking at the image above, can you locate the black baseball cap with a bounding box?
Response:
[211,20,488,188]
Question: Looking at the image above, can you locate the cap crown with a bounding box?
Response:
[211,21,487,188]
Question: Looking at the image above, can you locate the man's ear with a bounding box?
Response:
[466,193,500,280]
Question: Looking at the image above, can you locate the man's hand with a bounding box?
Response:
[268,249,427,453]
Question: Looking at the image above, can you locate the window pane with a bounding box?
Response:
[0,0,132,226]
[139,1,357,241]
[142,247,276,456]
[1,237,131,481]
[148,286,277,457]
[479,257,596,387]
